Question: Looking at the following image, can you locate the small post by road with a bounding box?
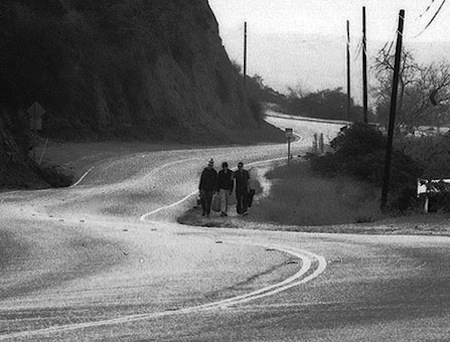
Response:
[38,138,49,165]
[285,128,293,165]
[313,133,318,154]
[319,133,324,154]
[288,137,291,165]
[381,9,405,211]
[27,101,46,161]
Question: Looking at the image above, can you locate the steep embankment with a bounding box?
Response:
[0,0,283,188]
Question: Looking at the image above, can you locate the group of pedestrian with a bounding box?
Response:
[198,158,251,218]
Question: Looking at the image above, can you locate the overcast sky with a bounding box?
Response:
[209,0,450,42]
[209,0,450,102]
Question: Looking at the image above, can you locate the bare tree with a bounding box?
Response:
[286,83,311,100]
[373,47,450,131]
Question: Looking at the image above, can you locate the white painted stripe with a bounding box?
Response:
[193,245,313,309]
[0,244,326,340]
[70,167,94,187]
[140,192,197,220]
[266,111,351,125]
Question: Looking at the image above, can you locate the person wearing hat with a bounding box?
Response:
[198,158,218,217]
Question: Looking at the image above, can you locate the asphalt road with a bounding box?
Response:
[1,115,450,341]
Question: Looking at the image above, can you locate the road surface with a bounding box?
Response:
[1,115,450,341]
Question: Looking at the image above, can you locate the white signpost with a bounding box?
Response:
[285,128,293,165]
[27,101,46,160]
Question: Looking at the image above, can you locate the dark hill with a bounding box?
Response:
[0,0,283,189]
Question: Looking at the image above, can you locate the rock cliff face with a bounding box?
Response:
[0,0,282,188]
[0,114,47,189]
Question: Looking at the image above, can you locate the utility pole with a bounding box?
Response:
[362,7,368,123]
[346,20,351,121]
[381,9,405,211]
[243,21,247,88]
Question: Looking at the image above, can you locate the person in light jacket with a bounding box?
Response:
[198,158,217,218]
[217,162,234,217]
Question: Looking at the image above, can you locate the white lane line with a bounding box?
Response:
[193,245,319,309]
[266,111,351,125]
[140,192,195,220]
[144,157,204,178]
[71,157,204,189]
[0,245,325,340]
[70,167,94,187]
[206,244,326,308]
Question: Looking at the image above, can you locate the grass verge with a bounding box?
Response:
[251,160,382,226]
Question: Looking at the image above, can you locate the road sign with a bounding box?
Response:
[27,102,46,131]
[27,102,46,118]
[285,128,293,138]
[28,101,46,160]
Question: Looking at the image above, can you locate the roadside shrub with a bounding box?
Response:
[252,161,381,226]
[396,134,450,179]
[248,96,263,124]
[395,134,450,213]
[307,122,424,213]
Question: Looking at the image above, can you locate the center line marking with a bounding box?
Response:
[0,244,326,340]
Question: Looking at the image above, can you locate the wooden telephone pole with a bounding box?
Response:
[346,20,351,121]
[362,7,368,123]
[381,10,405,211]
[243,21,247,87]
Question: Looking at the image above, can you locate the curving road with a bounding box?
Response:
[1,115,450,341]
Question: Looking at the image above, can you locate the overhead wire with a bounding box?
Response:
[413,0,447,38]
[418,0,436,18]
[354,38,363,61]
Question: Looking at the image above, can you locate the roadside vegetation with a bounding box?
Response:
[251,123,450,229]
[250,123,421,227]
[285,87,374,122]
[250,160,381,226]
[307,123,423,214]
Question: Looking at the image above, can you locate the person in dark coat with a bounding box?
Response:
[217,162,234,217]
[233,161,250,215]
[198,158,217,217]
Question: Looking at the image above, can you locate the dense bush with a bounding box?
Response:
[396,134,450,179]
[306,123,424,213]
[395,134,450,213]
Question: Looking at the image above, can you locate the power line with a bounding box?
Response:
[354,38,363,61]
[414,0,447,37]
[419,0,436,18]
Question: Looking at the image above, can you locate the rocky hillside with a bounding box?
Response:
[0,0,283,189]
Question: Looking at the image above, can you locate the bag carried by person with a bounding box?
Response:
[247,188,255,208]
[196,193,203,208]
[212,193,221,212]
